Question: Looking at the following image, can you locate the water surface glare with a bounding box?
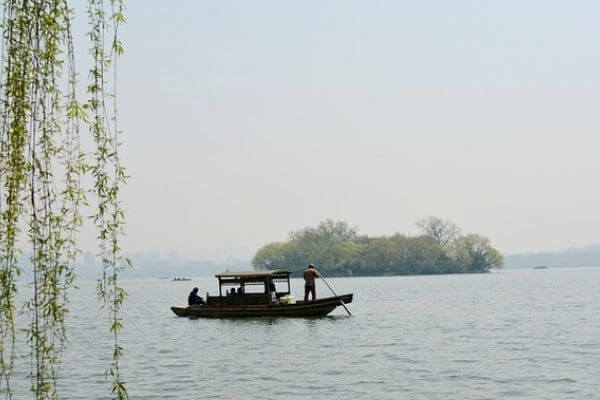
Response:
[13,267,600,399]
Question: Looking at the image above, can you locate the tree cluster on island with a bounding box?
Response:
[252,218,503,276]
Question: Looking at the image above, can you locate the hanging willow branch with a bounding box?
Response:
[0,1,128,399]
[87,0,129,399]
[0,1,35,396]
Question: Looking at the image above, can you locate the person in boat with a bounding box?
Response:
[237,287,244,295]
[303,263,320,302]
[188,287,205,306]
[268,280,277,301]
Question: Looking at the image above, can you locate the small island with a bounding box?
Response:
[252,218,503,277]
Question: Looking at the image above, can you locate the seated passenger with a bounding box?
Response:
[228,288,237,296]
[268,281,277,301]
[236,287,243,295]
[187,287,205,306]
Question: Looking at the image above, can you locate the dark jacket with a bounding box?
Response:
[303,268,319,287]
[188,291,204,305]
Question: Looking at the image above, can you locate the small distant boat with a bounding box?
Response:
[533,265,548,270]
[171,269,353,318]
[172,277,191,281]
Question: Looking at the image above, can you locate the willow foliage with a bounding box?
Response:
[0,1,128,399]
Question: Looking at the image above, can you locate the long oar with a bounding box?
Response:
[319,273,351,316]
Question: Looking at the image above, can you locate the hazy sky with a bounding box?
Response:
[75,1,600,261]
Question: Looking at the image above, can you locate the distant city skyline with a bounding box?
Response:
[66,242,600,280]
[72,240,600,268]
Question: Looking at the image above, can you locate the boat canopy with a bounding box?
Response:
[214,270,292,297]
[215,270,291,280]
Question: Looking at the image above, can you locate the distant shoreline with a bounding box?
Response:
[505,245,600,268]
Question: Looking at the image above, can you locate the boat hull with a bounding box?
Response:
[171,294,353,318]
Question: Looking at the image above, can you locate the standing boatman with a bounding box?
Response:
[303,263,320,301]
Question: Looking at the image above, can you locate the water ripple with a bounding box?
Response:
[9,268,600,399]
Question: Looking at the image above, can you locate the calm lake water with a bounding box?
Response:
[11,267,600,399]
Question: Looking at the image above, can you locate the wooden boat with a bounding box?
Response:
[171,269,353,318]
